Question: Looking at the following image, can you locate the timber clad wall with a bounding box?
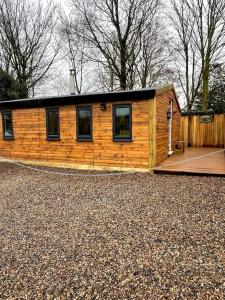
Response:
[155,89,181,166]
[0,100,151,170]
[181,114,225,147]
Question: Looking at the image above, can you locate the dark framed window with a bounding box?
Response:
[2,111,13,140]
[113,104,132,141]
[76,106,92,141]
[46,107,60,140]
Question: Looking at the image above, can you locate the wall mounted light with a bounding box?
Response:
[167,109,172,119]
[100,103,106,111]
[167,99,172,119]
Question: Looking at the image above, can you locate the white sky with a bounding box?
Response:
[37,0,185,108]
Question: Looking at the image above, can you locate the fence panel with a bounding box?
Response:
[180,114,225,147]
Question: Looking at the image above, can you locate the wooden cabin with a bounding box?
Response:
[0,84,181,172]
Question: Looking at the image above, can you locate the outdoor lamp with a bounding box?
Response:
[167,108,172,119]
[100,103,107,111]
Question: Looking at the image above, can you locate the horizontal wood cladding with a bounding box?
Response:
[155,90,181,166]
[0,100,151,170]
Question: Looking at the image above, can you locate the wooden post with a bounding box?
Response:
[149,97,156,170]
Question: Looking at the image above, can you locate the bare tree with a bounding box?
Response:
[0,0,58,98]
[59,12,89,94]
[98,63,117,91]
[69,0,162,91]
[170,0,225,111]
[170,0,202,112]
[134,17,172,89]
[190,0,225,111]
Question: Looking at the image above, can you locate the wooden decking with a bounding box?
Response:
[154,147,225,176]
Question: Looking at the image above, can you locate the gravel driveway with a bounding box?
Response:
[0,162,224,299]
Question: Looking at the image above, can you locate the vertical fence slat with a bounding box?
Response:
[181,114,225,147]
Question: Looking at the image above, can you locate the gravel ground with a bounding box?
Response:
[0,162,224,300]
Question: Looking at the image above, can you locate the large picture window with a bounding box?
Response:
[2,111,13,140]
[113,104,132,141]
[46,108,60,140]
[76,106,92,140]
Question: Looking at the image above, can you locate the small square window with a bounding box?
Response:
[76,106,92,141]
[2,111,13,140]
[46,108,60,140]
[113,104,132,141]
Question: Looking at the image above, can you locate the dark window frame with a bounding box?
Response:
[46,107,60,140]
[76,105,93,141]
[112,104,132,142]
[2,110,14,140]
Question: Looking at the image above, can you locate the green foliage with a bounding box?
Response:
[193,64,225,113]
[208,64,225,113]
[0,69,19,101]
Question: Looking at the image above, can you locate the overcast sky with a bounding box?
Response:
[36,0,185,107]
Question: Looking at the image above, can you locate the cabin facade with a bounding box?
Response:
[0,84,181,172]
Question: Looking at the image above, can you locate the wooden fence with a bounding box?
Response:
[180,114,225,147]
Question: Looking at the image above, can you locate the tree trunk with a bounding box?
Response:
[110,71,114,91]
[201,59,210,111]
[18,81,29,98]
[185,44,191,112]
[120,44,127,90]
[141,68,147,88]
[120,63,127,90]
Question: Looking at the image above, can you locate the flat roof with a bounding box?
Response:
[0,84,175,109]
